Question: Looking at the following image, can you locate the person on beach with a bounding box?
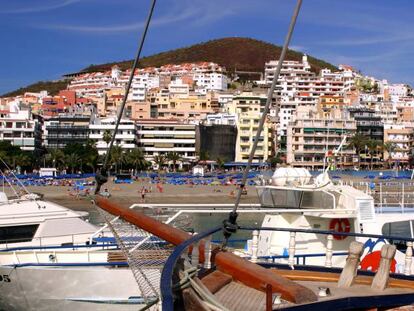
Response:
[140,187,146,203]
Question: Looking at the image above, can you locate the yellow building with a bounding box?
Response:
[226,92,274,162]
[154,91,217,122]
[317,95,345,118]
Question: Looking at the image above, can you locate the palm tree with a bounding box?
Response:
[216,157,225,171]
[166,152,181,172]
[13,154,31,169]
[85,152,98,173]
[366,140,380,170]
[347,133,367,169]
[46,149,64,169]
[110,146,124,174]
[383,142,397,169]
[153,154,166,171]
[65,153,80,174]
[126,148,147,174]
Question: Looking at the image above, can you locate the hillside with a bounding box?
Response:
[2,37,337,97]
[82,37,337,74]
[2,80,70,98]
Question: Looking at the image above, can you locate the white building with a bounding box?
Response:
[0,101,40,151]
[205,113,238,126]
[193,72,227,93]
[217,93,234,107]
[168,79,190,97]
[89,117,137,155]
[129,73,160,101]
[389,84,410,98]
[136,120,196,163]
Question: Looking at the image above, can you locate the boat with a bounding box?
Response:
[95,196,414,310]
[0,178,164,310]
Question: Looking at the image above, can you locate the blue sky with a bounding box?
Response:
[1,0,414,94]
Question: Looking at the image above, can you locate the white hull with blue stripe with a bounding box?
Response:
[0,264,159,310]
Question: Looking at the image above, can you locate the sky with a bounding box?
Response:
[1,0,414,95]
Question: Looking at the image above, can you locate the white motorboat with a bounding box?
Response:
[0,189,162,311]
[135,167,414,274]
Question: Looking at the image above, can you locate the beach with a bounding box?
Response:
[5,179,258,222]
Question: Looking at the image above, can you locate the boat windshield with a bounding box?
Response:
[257,187,336,209]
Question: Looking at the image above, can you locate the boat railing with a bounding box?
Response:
[0,231,116,252]
[160,225,414,310]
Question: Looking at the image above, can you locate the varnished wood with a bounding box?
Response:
[201,270,233,294]
[213,250,318,303]
[275,269,414,290]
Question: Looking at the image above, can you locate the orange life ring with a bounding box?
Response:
[329,218,351,240]
[360,250,397,273]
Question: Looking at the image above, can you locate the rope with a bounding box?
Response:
[222,0,303,247]
[95,0,157,194]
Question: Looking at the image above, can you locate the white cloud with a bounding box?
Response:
[35,0,251,34]
[0,0,81,14]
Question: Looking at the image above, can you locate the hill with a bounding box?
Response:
[82,37,337,74]
[2,80,70,98]
[2,37,337,97]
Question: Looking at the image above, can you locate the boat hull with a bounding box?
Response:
[0,265,159,311]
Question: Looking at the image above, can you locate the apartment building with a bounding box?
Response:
[154,91,217,122]
[129,72,160,101]
[136,120,196,164]
[226,92,274,162]
[287,108,357,169]
[89,117,137,155]
[67,62,227,100]
[317,95,346,118]
[0,101,42,151]
[43,115,91,149]
[384,124,413,166]
[348,108,384,142]
[205,113,238,126]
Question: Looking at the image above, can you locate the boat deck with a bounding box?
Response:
[212,279,414,310]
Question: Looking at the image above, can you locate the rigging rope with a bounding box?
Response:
[95,0,157,194]
[222,0,303,247]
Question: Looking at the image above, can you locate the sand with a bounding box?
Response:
[9,179,260,210]
[4,175,413,215]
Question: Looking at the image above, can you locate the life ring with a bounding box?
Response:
[329,218,351,240]
[360,250,396,273]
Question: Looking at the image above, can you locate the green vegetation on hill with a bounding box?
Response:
[2,79,70,97]
[82,37,337,74]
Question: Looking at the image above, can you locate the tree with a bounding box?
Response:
[63,141,99,173]
[65,153,81,174]
[13,153,31,170]
[347,133,367,169]
[46,149,64,169]
[269,153,282,168]
[366,139,381,170]
[383,142,397,169]
[216,157,225,171]
[126,148,147,173]
[110,146,124,173]
[166,152,181,172]
[153,155,166,171]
